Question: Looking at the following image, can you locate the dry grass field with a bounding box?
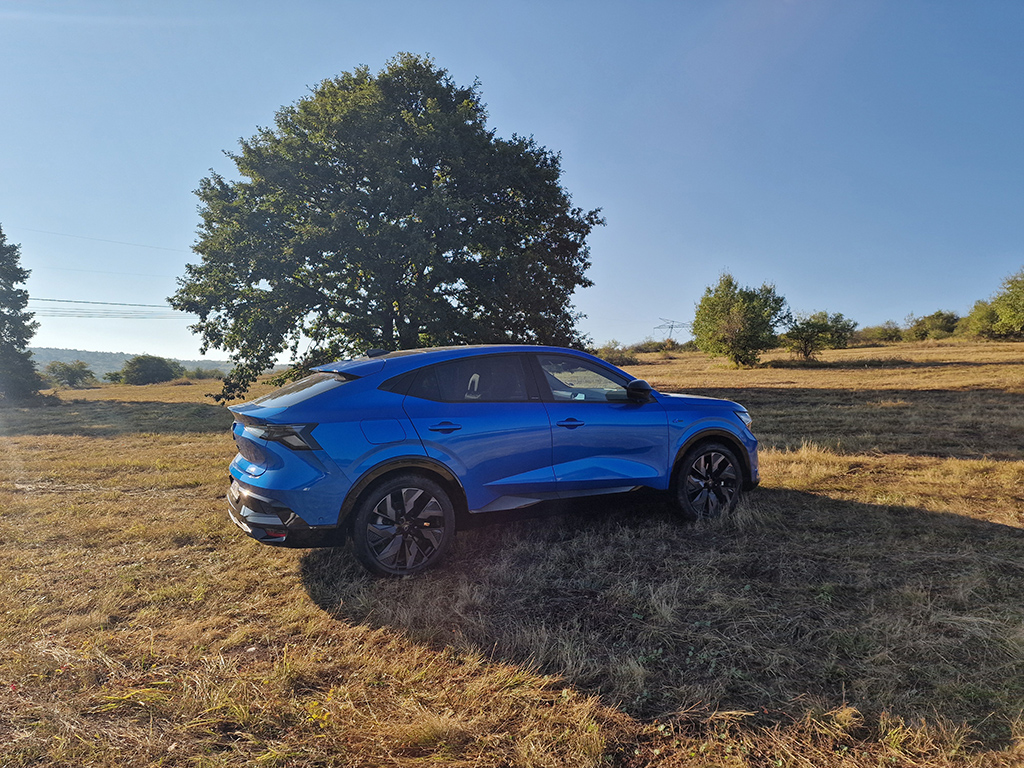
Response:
[1,340,1023,766]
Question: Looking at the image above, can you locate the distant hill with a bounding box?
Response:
[29,348,233,378]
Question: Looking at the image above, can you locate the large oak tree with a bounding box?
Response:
[171,54,602,399]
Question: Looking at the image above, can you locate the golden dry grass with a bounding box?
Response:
[2,342,1023,766]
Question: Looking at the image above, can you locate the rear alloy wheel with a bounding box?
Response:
[352,474,455,576]
[675,442,742,521]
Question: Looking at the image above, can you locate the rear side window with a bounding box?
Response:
[408,355,530,403]
[248,372,349,407]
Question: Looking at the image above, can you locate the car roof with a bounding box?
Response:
[312,344,603,377]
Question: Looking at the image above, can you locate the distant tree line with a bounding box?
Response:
[858,270,1024,344]
[39,356,225,389]
[102,356,223,385]
[592,266,1024,368]
[685,267,1024,367]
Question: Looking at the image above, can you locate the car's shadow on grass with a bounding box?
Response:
[0,399,232,436]
[299,489,1024,749]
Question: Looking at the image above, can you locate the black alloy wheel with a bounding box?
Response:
[352,474,455,576]
[676,442,742,520]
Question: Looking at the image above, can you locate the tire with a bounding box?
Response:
[674,442,743,521]
[351,474,456,576]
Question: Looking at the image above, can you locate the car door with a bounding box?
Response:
[402,353,557,513]
[532,353,670,494]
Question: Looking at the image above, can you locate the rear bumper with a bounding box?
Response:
[227,478,344,548]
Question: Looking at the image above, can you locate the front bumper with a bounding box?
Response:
[227,478,344,548]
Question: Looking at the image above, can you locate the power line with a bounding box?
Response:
[26,297,195,319]
[32,265,179,278]
[31,298,172,308]
[13,227,189,253]
[31,311,187,319]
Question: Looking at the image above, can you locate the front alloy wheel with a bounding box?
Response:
[676,442,742,520]
[352,475,455,576]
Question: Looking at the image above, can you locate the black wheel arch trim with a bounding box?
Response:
[673,430,757,491]
[340,457,469,528]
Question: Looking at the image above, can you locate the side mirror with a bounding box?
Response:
[626,379,655,404]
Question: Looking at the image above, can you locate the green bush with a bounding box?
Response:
[593,340,639,367]
[903,311,960,341]
[183,367,224,380]
[626,338,679,354]
[118,355,185,385]
[44,360,96,388]
[990,267,1024,338]
[630,338,665,354]
[781,312,858,360]
[960,300,999,339]
[854,321,903,345]
[692,273,790,366]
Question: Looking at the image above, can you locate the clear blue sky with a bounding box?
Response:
[2,0,1021,360]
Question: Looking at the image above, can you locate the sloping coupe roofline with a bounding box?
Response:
[312,344,601,377]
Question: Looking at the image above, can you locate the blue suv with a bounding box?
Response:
[227,345,759,575]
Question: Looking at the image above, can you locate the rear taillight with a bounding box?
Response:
[242,423,322,451]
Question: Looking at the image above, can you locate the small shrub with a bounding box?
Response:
[781,312,857,360]
[593,340,639,367]
[959,301,997,339]
[854,321,903,345]
[44,360,96,388]
[629,338,688,355]
[903,311,960,341]
[990,266,1024,337]
[117,355,185,385]
[183,367,224,380]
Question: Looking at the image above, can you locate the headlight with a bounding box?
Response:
[735,410,753,429]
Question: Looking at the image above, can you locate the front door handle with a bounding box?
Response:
[428,421,462,434]
[556,418,585,429]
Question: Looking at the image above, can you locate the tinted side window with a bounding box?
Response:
[408,366,442,401]
[408,355,530,403]
[378,370,416,395]
[537,355,629,403]
[248,372,348,407]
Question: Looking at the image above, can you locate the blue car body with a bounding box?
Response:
[226,345,758,572]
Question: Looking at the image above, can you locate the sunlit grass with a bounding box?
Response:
[2,342,1023,766]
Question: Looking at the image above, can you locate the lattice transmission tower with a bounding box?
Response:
[653,317,688,340]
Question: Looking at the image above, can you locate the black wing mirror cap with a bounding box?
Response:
[626,379,656,403]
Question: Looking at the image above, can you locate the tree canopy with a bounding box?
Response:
[110,355,185,385]
[990,267,1024,338]
[691,274,790,366]
[903,310,960,341]
[0,225,44,402]
[45,360,96,388]
[782,311,857,360]
[170,53,603,399]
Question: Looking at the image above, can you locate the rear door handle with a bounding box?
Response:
[556,418,584,429]
[428,421,462,434]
